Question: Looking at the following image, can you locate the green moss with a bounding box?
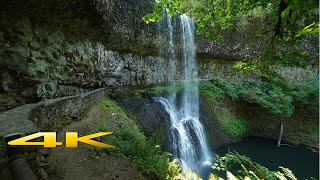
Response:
[199,77,319,144]
[133,84,189,97]
[212,152,301,180]
[199,86,249,137]
[103,99,121,109]
[101,99,128,117]
[199,77,319,117]
[199,81,225,99]
[151,120,168,146]
[219,111,249,137]
[132,89,146,98]
[286,122,319,145]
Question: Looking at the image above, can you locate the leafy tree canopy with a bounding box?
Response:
[144,0,318,39]
[143,0,319,73]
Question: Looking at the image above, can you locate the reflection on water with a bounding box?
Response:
[214,137,319,179]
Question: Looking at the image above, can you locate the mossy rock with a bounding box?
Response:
[30,50,41,58]
[12,16,33,46]
[36,81,58,98]
[219,115,249,137]
[5,46,30,64]
[0,31,4,42]
[30,41,40,51]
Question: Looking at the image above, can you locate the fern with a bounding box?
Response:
[279,166,297,180]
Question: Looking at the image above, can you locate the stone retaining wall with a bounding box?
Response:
[0,88,109,179]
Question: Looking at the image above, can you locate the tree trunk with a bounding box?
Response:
[277,122,283,147]
[272,0,288,41]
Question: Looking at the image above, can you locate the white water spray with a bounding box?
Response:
[156,14,212,175]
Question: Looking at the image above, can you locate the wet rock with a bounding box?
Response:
[0,167,12,180]
[0,0,318,112]
[137,100,168,135]
[40,149,51,158]
[29,41,40,51]
[0,139,8,171]
[30,50,41,58]
[39,168,48,180]
[199,96,242,150]
[0,93,25,112]
[0,73,15,92]
[0,31,4,43]
[118,97,172,152]
[56,85,88,97]
[21,87,39,103]
[5,46,29,65]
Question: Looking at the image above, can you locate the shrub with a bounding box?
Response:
[89,99,183,180]
[212,152,300,180]
[200,77,318,117]
[288,77,319,114]
[219,113,249,137]
[286,121,319,145]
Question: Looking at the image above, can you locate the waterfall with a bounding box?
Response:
[156,14,212,176]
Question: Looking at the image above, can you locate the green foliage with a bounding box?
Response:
[200,78,291,117]
[202,77,319,117]
[287,121,319,145]
[281,0,319,30]
[230,61,289,83]
[199,81,250,137]
[144,0,318,39]
[199,81,226,99]
[133,85,175,97]
[220,113,249,137]
[144,0,318,71]
[295,23,319,38]
[106,122,172,179]
[288,77,319,114]
[91,99,183,180]
[133,84,193,97]
[279,167,297,180]
[148,85,183,95]
[240,83,293,116]
[92,99,313,179]
[143,0,278,38]
[201,77,319,143]
[100,99,132,122]
[99,122,183,179]
[200,80,250,137]
[102,99,126,114]
[212,151,300,180]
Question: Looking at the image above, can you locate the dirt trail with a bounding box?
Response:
[47,104,147,180]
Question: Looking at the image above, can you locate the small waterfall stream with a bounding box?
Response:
[156,14,212,177]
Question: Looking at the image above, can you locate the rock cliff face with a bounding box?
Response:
[0,0,157,111]
[0,0,318,112]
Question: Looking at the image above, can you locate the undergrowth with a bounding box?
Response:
[199,77,318,137]
[286,122,319,145]
[133,84,197,97]
[89,99,181,180]
[211,151,311,180]
[219,111,250,137]
[200,77,319,117]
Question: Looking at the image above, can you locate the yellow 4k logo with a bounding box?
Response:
[8,132,115,148]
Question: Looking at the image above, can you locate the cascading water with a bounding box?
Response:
[156,14,212,177]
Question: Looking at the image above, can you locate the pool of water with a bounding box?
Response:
[207,137,319,179]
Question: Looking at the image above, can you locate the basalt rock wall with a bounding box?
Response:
[0,0,318,112]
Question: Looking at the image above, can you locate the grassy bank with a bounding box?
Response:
[199,77,319,148]
[87,99,181,180]
[130,77,319,148]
